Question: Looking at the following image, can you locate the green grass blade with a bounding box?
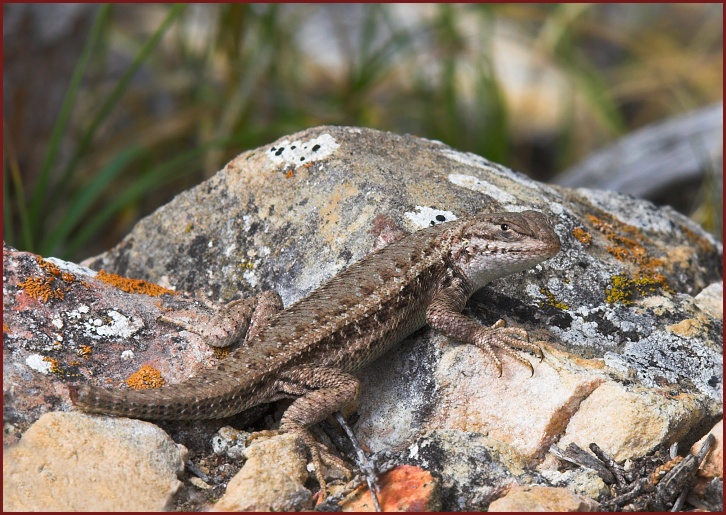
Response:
[29,4,112,242]
[55,4,187,195]
[44,145,145,255]
[3,121,33,249]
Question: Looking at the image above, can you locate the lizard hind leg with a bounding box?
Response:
[273,365,362,500]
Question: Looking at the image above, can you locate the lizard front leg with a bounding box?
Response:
[159,290,283,348]
[426,277,543,376]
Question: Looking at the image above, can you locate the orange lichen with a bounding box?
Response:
[16,256,77,303]
[78,345,93,360]
[680,224,716,254]
[586,214,665,270]
[18,277,65,303]
[3,323,10,333]
[42,357,81,379]
[96,270,177,297]
[35,256,62,276]
[649,455,684,486]
[126,365,166,390]
[572,227,592,245]
[586,213,674,304]
[35,257,76,282]
[43,356,63,374]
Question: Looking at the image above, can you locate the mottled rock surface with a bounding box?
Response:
[3,125,722,511]
[212,433,312,512]
[488,484,601,512]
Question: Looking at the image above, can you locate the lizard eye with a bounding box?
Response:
[500,224,509,231]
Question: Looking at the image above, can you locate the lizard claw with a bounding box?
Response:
[473,320,543,376]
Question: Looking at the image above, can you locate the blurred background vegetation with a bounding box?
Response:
[4,3,723,262]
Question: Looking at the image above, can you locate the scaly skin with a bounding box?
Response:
[69,209,560,495]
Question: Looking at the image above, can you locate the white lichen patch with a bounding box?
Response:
[418,136,445,146]
[91,311,143,339]
[604,333,723,400]
[45,257,97,278]
[525,283,546,299]
[448,173,519,204]
[548,202,566,216]
[51,317,63,329]
[242,215,253,231]
[26,354,52,374]
[267,133,340,167]
[243,269,259,288]
[68,304,91,318]
[404,206,458,230]
[440,147,550,193]
[440,148,499,172]
[121,350,135,360]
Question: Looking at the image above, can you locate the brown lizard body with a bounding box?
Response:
[69,209,560,492]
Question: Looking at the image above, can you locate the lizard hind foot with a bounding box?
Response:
[248,427,351,501]
[298,428,353,501]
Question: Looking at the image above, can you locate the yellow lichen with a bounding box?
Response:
[126,365,166,390]
[238,261,255,270]
[96,270,177,297]
[213,346,232,360]
[606,275,635,305]
[605,273,674,305]
[539,287,569,310]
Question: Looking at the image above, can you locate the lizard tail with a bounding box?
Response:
[68,378,259,420]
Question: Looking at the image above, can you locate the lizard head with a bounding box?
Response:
[449,210,561,289]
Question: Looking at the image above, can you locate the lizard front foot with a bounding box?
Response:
[473,319,544,377]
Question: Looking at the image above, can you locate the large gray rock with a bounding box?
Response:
[4,126,722,511]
